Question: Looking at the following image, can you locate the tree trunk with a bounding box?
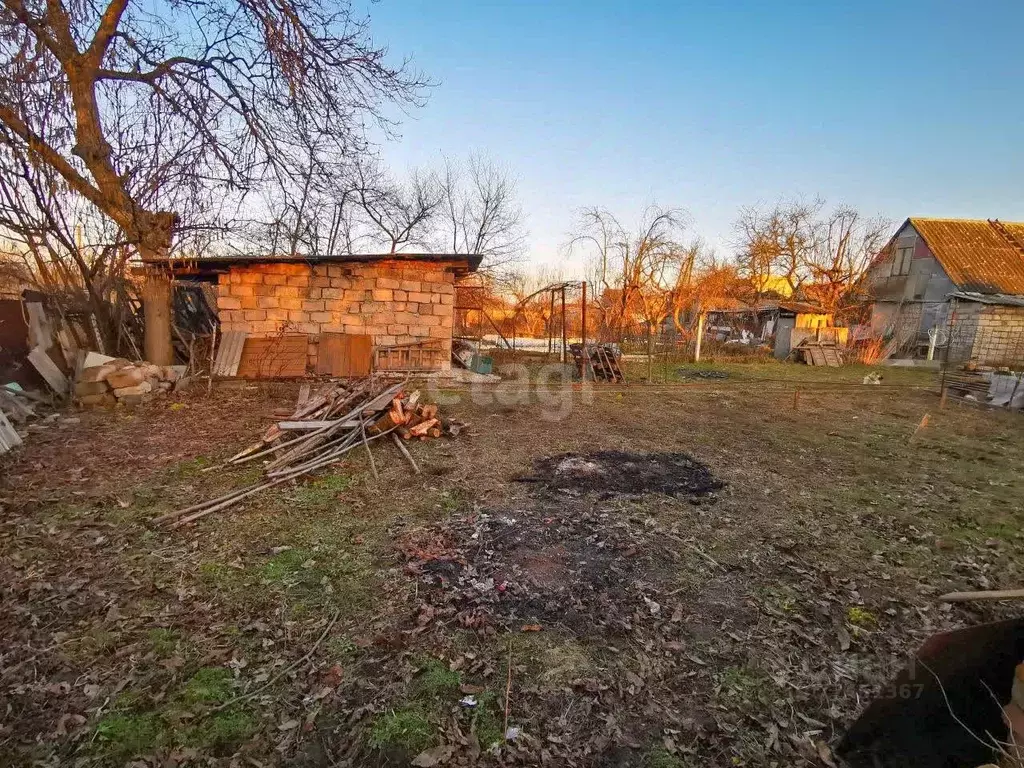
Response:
[141,266,174,365]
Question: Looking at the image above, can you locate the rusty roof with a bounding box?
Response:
[909,218,1024,295]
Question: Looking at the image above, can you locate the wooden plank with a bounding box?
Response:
[24,302,53,350]
[317,333,372,377]
[0,410,22,452]
[27,346,68,396]
[212,331,247,377]
[236,335,307,378]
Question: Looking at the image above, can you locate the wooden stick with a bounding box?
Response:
[361,419,379,480]
[503,639,513,741]
[938,588,1024,603]
[170,476,293,528]
[392,433,420,474]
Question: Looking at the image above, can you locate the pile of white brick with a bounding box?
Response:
[74,359,186,407]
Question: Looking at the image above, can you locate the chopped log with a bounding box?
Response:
[421,403,438,420]
[405,389,421,411]
[409,418,438,437]
[428,426,442,439]
[397,426,412,440]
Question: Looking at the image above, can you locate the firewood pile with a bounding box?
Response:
[154,377,464,529]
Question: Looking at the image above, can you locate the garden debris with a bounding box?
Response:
[74,357,187,407]
[677,368,729,380]
[155,377,459,527]
[519,450,723,498]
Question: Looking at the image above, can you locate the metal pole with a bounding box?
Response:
[939,298,957,408]
[548,290,555,358]
[694,312,705,363]
[581,281,587,351]
[561,287,567,364]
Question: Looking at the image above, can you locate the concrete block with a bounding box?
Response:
[408,292,430,303]
[240,296,260,310]
[372,288,393,301]
[257,296,280,309]
[400,280,421,293]
[302,300,326,312]
[230,285,255,297]
[310,311,335,323]
[243,310,268,321]
[114,380,153,397]
[105,366,146,389]
[78,392,116,407]
[75,380,110,397]
[377,277,401,290]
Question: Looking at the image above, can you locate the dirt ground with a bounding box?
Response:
[2,364,1023,767]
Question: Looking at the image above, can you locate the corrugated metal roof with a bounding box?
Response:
[910,218,1024,295]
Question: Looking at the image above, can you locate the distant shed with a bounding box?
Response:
[150,253,481,376]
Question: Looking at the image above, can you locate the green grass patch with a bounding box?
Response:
[180,666,235,705]
[368,709,435,754]
[292,472,353,505]
[94,711,164,760]
[413,656,461,699]
[148,628,179,657]
[183,709,255,752]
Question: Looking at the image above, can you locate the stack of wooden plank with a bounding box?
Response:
[794,339,843,367]
[154,377,462,528]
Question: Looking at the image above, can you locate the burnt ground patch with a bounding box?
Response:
[520,450,724,498]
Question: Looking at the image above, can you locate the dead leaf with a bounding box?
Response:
[411,744,454,767]
[278,719,300,731]
[521,624,542,632]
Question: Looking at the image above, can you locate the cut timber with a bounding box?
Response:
[939,588,1024,603]
[409,418,438,437]
[28,346,68,396]
[212,331,247,377]
[0,410,22,452]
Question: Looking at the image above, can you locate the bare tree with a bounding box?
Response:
[571,205,689,339]
[733,198,821,300]
[355,162,443,254]
[435,154,525,270]
[733,198,889,316]
[0,0,428,355]
[803,206,890,315]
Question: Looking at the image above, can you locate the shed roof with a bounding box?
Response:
[908,218,1024,295]
[143,252,483,276]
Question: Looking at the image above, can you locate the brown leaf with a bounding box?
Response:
[521,624,542,632]
[411,744,454,767]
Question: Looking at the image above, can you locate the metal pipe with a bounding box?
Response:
[561,287,567,364]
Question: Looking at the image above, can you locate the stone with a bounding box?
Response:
[113,381,153,397]
[78,392,116,407]
[80,363,122,383]
[117,393,153,407]
[75,380,109,397]
[105,366,146,389]
[141,363,163,380]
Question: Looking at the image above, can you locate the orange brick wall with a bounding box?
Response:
[215,260,457,372]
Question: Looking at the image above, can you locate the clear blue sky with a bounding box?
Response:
[364,0,1024,275]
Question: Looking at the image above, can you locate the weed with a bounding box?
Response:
[261,547,315,583]
[93,712,164,759]
[184,709,255,752]
[847,606,877,627]
[470,691,504,749]
[413,657,461,699]
[327,635,359,661]
[293,473,352,505]
[368,709,434,753]
[148,628,179,657]
[180,667,234,705]
[646,748,689,768]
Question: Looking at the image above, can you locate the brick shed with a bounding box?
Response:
[150,253,481,376]
[947,292,1024,366]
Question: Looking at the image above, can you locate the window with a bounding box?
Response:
[890,245,913,276]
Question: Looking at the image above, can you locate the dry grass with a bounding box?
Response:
[2,369,1022,766]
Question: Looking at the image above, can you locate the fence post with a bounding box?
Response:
[694,312,705,363]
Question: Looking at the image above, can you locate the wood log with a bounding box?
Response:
[427,426,442,439]
[397,426,412,440]
[938,588,1024,603]
[421,404,438,420]
[409,418,438,437]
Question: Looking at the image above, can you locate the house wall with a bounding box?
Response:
[867,221,956,305]
[970,305,1024,366]
[215,260,456,372]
